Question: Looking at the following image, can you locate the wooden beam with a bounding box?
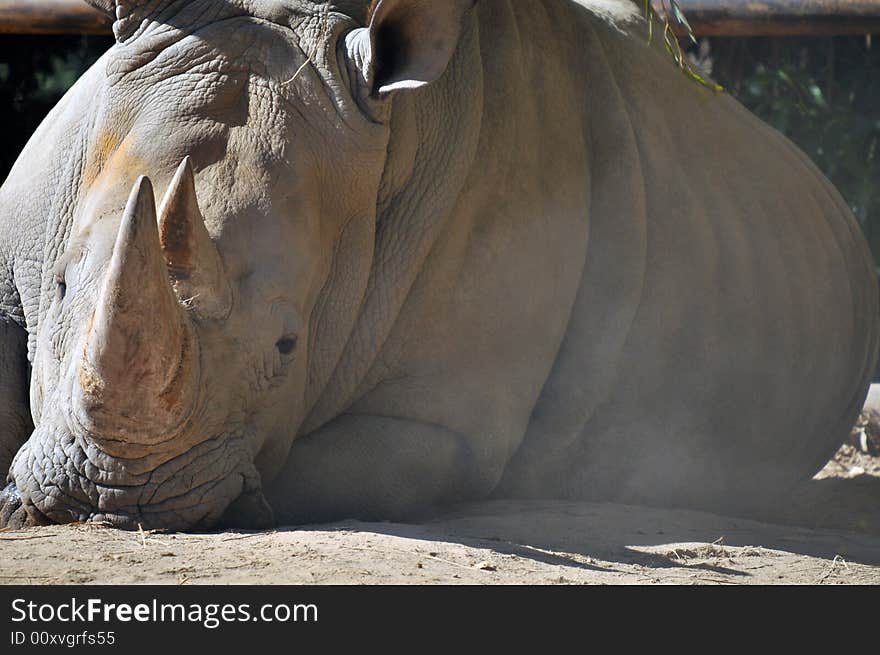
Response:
[0,0,110,35]
[0,0,878,36]
[654,1,880,37]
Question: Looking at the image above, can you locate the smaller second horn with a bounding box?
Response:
[159,157,232,320]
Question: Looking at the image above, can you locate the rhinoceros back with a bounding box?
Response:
[499,2,879,508]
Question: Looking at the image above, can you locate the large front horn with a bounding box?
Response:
[77,176,198,442]
[158,157,232,321]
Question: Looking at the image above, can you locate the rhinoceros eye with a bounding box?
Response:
[276,336,298,356]
[54,274,67,301]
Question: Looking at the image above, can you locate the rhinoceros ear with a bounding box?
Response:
[346,0,477,96]
[82,0,115,17]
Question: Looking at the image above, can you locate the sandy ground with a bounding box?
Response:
[0,496,878,585]
[1,418,879,585]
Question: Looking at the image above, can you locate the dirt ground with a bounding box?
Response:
[1,420,879,585]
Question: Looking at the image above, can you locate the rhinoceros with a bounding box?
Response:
[0,0,876,531]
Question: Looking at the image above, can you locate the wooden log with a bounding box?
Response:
[0,0,110,35]
[0,0,877,36]
[653,0,880,37]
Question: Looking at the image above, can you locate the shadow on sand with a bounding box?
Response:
[276,475,880,576]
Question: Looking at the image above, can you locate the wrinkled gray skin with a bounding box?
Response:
[0,0,876,531]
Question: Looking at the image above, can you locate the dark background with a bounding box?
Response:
[0,34,110,174]
[0,33,878,268]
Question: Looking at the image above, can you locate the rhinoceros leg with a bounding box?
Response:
[0,317,32,475]
[0,315,34,529]
[266,415,490,524]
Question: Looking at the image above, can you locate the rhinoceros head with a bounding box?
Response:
[2,0,475,530]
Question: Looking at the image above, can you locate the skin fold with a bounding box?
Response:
[0,0,876,530]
